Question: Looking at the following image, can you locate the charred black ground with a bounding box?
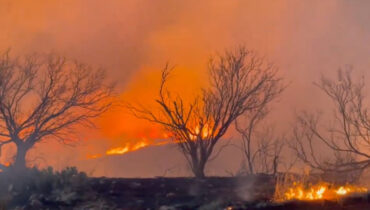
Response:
[0,168,369,210]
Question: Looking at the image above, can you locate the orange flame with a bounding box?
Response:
[87,124,213,159]
[105,140,149,156]
[132,141,148,150]
[87,136,171,159]
[281,182,368,201]
[189,124,211,140]
[106,146,129,155]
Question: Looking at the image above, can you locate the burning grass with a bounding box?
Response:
[274,173,369,202]
[0,169,368,209]
[278,182,367,201]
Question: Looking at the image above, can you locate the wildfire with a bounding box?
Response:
[106,146,129,155]
[105,140,149,155]
[87,136,171,159]
[87,124,213,159]
[281,182,368,201]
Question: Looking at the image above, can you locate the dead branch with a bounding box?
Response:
[291,68,370,174]
[128,46,284,178]
[0,51,115,169]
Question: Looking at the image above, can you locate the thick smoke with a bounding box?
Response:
[1,0,370,177]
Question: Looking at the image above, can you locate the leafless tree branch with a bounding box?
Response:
[128,46,284,178]
[0,50,115,170]
[290,68,370,175]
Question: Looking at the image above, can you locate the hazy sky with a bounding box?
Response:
[1,0,370,177]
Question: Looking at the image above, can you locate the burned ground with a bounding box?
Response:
[1,169,369,210]
[88,176,370,210]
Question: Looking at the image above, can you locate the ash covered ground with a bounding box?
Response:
[1,168,369,210]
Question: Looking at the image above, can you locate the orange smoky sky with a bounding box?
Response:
[1,0,370,177]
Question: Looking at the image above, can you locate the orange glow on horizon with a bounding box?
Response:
[93,66,206,157]
[88,122,215,159]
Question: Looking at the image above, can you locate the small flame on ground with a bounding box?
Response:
[281,182,368,201]
[336,186,348,195]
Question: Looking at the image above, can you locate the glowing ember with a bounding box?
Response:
[282,182,368,201]
[0,162,11,171]
[336,186,348,195]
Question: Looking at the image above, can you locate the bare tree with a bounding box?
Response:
[0,51,114,171]
[236,107,285,175]
[256,129,285,175]
[290,69,370,174]
[128,47,283,178]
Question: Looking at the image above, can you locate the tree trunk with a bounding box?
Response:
[247,157,254,175]
[191,158,206,178]
[192,165,205,178]
[14,143,29,170]
[272,156,278,175]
